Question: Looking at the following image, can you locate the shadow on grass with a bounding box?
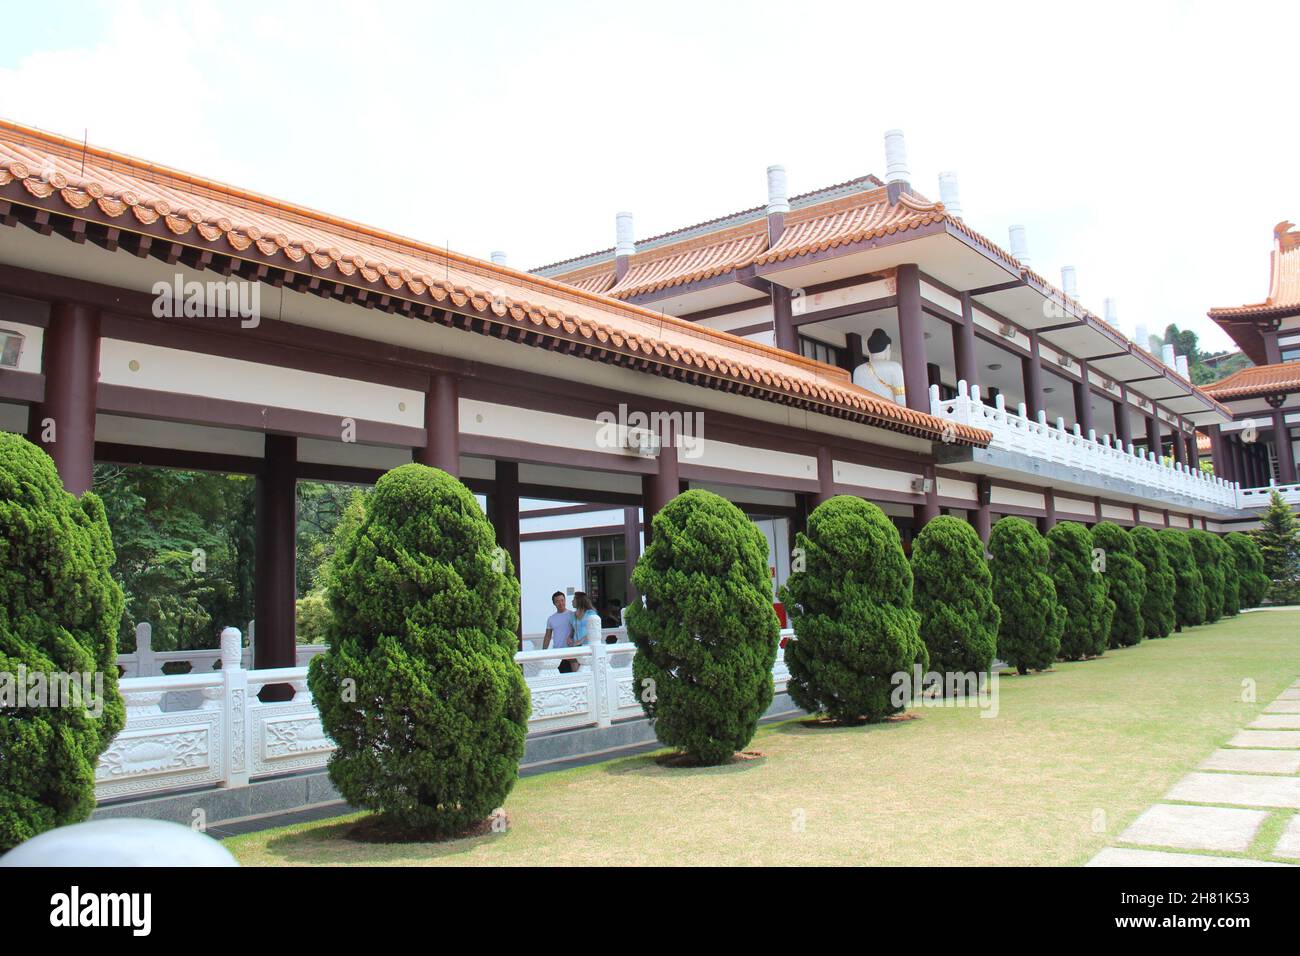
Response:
[600,748,768,778]
[771,713,923,736]
[255,813,507,865]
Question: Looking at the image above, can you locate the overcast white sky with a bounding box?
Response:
[2,0,1295,352]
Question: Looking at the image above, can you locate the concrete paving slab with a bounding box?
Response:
[1265,700,1300,714]
[1228,730,1300,749]
[1200,749,1300,774]
[1273,815,1300,860]
[1118,804,1268,852]
[1249,715,1300,730]
[1279,688,1300,700]
[1166,772,1300,809]
[1088,847,1292,867]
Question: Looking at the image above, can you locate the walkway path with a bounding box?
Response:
[1089,676,1300,867]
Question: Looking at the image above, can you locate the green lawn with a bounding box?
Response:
[225,610,1300,866]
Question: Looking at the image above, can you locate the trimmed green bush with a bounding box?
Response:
[911,515,999,682]
[779,496,925,722]
[1047,522,1112,660]
[628,489,780,762]
[1216,534,1241,617]
[307,463,529,835]
[1187,529,1225,623]
[1160,529,1206,630]
[987,517,1063,675]
[1090,522,1147,648]
[1131,527,1176,638]
[1226,532,1269,609]
[1,433,125,852]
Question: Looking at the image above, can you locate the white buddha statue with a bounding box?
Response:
[852,328,906,405]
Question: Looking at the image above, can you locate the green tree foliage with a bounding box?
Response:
[1187,530,1225,623]
[1091,522,1147,648]
[307,464,528,835]
[987,518,1063,674]
[1047,522,1112,659]
[911,515,999,682]
[93,465,254,652]
[1160,529,1206,629]
[1255,490,1300,603]
[628,489,780,761]
[1130,527,1176,638]
[1,433,125,851]
[1226,532,1269,609]
[1216,534,1241,616]
[779,497,926,722]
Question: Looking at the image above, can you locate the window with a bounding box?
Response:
[1282,347,1300,363]
[582,534,628,628]
[798,335,846,368]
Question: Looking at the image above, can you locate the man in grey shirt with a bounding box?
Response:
[543,591,576,649]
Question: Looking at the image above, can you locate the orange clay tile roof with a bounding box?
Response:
[0,119,989,447]
[1210,222,1300,319]
[608,223,768,298]
[1196,431,1211,454]
[1201,361,1300,400]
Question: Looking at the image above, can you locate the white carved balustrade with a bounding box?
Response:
[114,620,328,678]
[1237,482,1300,509]
[97,625,798,802]
[929,382,1241,509]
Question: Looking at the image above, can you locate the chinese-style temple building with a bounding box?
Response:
[0,119,1268,651]
[1202,221,1300,524]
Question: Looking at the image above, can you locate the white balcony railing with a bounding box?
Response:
[114,621,328,678]
[1237,482,1300,509]
[930,382,1240,509]
[96,626,794,802]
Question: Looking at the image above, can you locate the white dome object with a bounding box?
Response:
[0,819,240,867]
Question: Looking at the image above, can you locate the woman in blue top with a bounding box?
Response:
[572,592,603,658]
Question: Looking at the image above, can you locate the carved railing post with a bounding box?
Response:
[220,626,249,789]
[135,622,154,677]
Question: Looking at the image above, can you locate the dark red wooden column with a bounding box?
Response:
[1039,489,1057,533]
[1115,394,1132,450]
[973,478,992,544]
[812,445,834,507]
[489,460,522,644]
[28,301,100,495]
[623,506,641,604]
[771,285,796,354]
[416,372,459,476]
[1273,404,1298,485]
[1146,410,1161,458]
[1186,421,1200,470]
[1230,436,1246,485]
[1073,360,1094,437]
[1207,424,1228,480]
[953,292,978,389]
[1171,427,1186,465]
[896,264,930,414]
[1023,332,1045,419]
[641,440,679,547]
[254,434,298,671]
[913,464,939,528]
[490,460,521,583]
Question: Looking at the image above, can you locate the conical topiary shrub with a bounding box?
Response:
[1090,522,1147,648]
[1160,528,1205,630]
[911,515,999,683]
[1226,532,1269,609]
[988,517,1063,674]
[1187,529,1225,623]
[307,463,529,836]
[1,433,125,852]
[779,496,926,722]
[1047,522,1113,660]
[1131,527,1176,638]
[627,489,780,763]
[1216,533,1241,617]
